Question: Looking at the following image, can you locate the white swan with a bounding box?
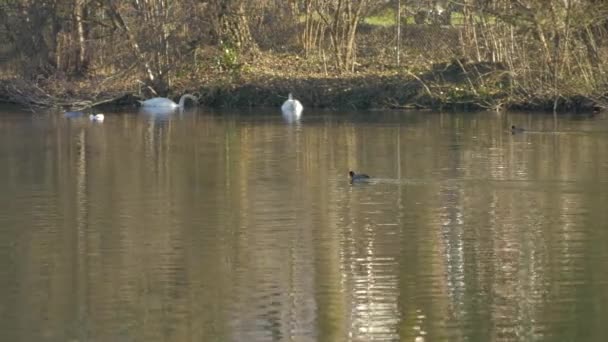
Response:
[89,114,104,122]
[139,106,177,116]
[138,94,198,108]
[281,93,303,117]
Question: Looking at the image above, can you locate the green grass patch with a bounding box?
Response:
[364,8,396,27]
[451,12,465,25]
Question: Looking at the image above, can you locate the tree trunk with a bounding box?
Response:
[314,0,368,72]
[216,0,257,52]
[105,0,166,94]
[0,2,59,78]
[73,0,89,76]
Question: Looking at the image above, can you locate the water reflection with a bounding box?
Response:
[0,108,607,341]
[282,112,301,124]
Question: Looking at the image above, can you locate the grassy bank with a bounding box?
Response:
[193,47,606,112]
[2,52,602,113]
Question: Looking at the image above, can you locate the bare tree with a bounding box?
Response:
[102,0,202,95]
[73,0,89,75]
[0,1,60,78]
[312,0,372,72]
[2,0,608,110]
[207,0,257,52]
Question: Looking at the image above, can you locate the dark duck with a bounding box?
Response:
[511,125,525,134]
[349,171,370,183]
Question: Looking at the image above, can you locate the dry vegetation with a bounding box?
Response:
[1,0,608,112]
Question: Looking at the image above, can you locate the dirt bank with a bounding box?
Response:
[1,57,604,113]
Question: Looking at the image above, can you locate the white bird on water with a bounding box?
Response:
[138,94,198,108]
[281,93,303,118]
[89,113,104,122]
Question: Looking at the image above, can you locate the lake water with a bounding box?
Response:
[0,105,607,342]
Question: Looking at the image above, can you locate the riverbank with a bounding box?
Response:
[0,54,604,113]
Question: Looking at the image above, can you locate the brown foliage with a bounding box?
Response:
[1,0,608,111]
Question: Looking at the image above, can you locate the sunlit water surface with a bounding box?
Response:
[0,106,607,341]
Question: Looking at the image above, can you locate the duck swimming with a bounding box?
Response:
[511,125,525,133]
[281,93,303,117]
[349,170,370,183]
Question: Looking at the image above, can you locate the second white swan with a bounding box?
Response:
[138,94,198,108]
[281,93,303,117]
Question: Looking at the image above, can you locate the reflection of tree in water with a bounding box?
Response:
[336,125,406,341]
[437,128,467,329]
[227,121,318,342]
